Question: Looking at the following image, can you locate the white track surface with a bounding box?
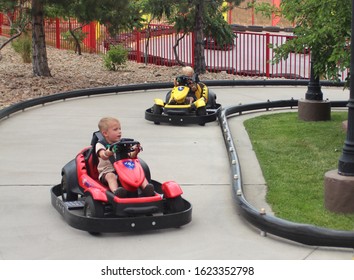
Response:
[0,85,352,260]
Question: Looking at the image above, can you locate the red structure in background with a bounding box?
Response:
[0,6,348,81]
[0,13,3,35]
[272,0,281,26]
[82,22,97,53]
[0,16,313,80]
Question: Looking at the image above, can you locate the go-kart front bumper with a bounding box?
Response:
[145,104,221,125]
[50,184,192,233]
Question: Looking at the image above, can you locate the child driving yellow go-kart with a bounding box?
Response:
[145,67,221,125]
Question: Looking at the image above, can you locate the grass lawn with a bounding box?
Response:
[244,111,354,231]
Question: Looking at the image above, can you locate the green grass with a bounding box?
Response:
[244,112,354,231]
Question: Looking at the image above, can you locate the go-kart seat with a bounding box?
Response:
[84,148,99,180]
[84,131,105,181]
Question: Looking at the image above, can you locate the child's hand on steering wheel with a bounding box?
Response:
[130,144,142,158]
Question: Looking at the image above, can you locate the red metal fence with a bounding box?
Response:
[0,16,347,81]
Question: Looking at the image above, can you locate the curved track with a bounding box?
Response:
[219,100,354,249]
[0,81,353,258]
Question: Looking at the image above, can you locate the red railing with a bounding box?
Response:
[2,16,348,81]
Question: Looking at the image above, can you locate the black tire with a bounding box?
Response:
[152,104,162,125]
[207,91,217,109]
[196,106,206,116]
[196,106,206,126]
[84,195,105,218]
[84,195,105,235]
[61,174,78,201]
[167,196,185,213]
[152,104,163,115]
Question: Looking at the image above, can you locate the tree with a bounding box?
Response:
[142,0,245,74]
[0,0,51,76]
[32,0,51,76]
[1,0,145,76]
[46,0,144,55]
[0,0,31,58]
[254,0,351,83]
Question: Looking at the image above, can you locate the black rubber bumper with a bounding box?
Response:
[50,184,192,233]
[145,106,221,125]
[219,99,354,249]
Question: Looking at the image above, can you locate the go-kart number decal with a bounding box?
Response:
[123,160,135,169]
[82,178,93,188]
[178,86,184,91]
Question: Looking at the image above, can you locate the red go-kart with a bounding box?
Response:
[51,131,192,234]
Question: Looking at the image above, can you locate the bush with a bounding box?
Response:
[103,44,128,71]
[12,33,32,63]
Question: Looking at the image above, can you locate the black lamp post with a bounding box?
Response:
[305,56,323,101]
[338,0,354,176]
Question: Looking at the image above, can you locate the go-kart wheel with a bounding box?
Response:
[167,196,185,213]
[84,195,104,235]
[61,174,78,201]
[196,106,206,126]
[152,104,163,124]
[153,104,163,115]
[84,195,105,219]
[196,106,206,116]
[207,91,217,109]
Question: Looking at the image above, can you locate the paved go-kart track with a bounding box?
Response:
[0,85,353,260]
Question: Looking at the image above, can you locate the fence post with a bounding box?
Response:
[191,31,195,68]
[265,33,270,78]
[89,21,96,53]
[0,13,3,36]
[135,29,141,63]
[55,18,60,49]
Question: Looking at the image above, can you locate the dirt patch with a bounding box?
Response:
[0,38,259,109]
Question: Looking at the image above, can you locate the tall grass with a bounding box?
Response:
[12,33,32,63]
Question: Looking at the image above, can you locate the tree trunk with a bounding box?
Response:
[69,19,82,55]
[173,33,187,66]
[32,0,51,77]
[193,0,206,74]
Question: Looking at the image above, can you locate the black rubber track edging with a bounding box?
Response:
[219,99,354,249]
[1,80,353,248]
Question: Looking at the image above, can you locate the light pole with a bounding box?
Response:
[298,52,330,121]
[324,0,354,214]
[338,0,354,176]
[305,56,323,101]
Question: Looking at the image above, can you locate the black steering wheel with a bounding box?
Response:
[108,138,140,154]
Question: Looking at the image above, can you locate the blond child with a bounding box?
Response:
[174,66,195,87]
[173,66,200,104]
[95,117,155,198]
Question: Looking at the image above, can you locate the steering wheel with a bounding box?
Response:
[108,139,141,154]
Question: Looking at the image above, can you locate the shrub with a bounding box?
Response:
[12,33,32,63]
[103,44,128,71]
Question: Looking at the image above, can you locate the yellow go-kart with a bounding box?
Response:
[145,76,221,126]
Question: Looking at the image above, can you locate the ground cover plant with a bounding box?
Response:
[244,111,354,231]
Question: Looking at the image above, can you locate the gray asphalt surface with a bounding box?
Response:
[0,85,353,260]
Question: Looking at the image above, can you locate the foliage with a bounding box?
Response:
[11,32,32,63]
[141,0,245,74]
[253,0,351,83]
[244,112,354,231]
[45,0,145,55]
[46,0,144,35]
[0,0,31,52]
[103,44,128,71]
[61,29,88,50]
